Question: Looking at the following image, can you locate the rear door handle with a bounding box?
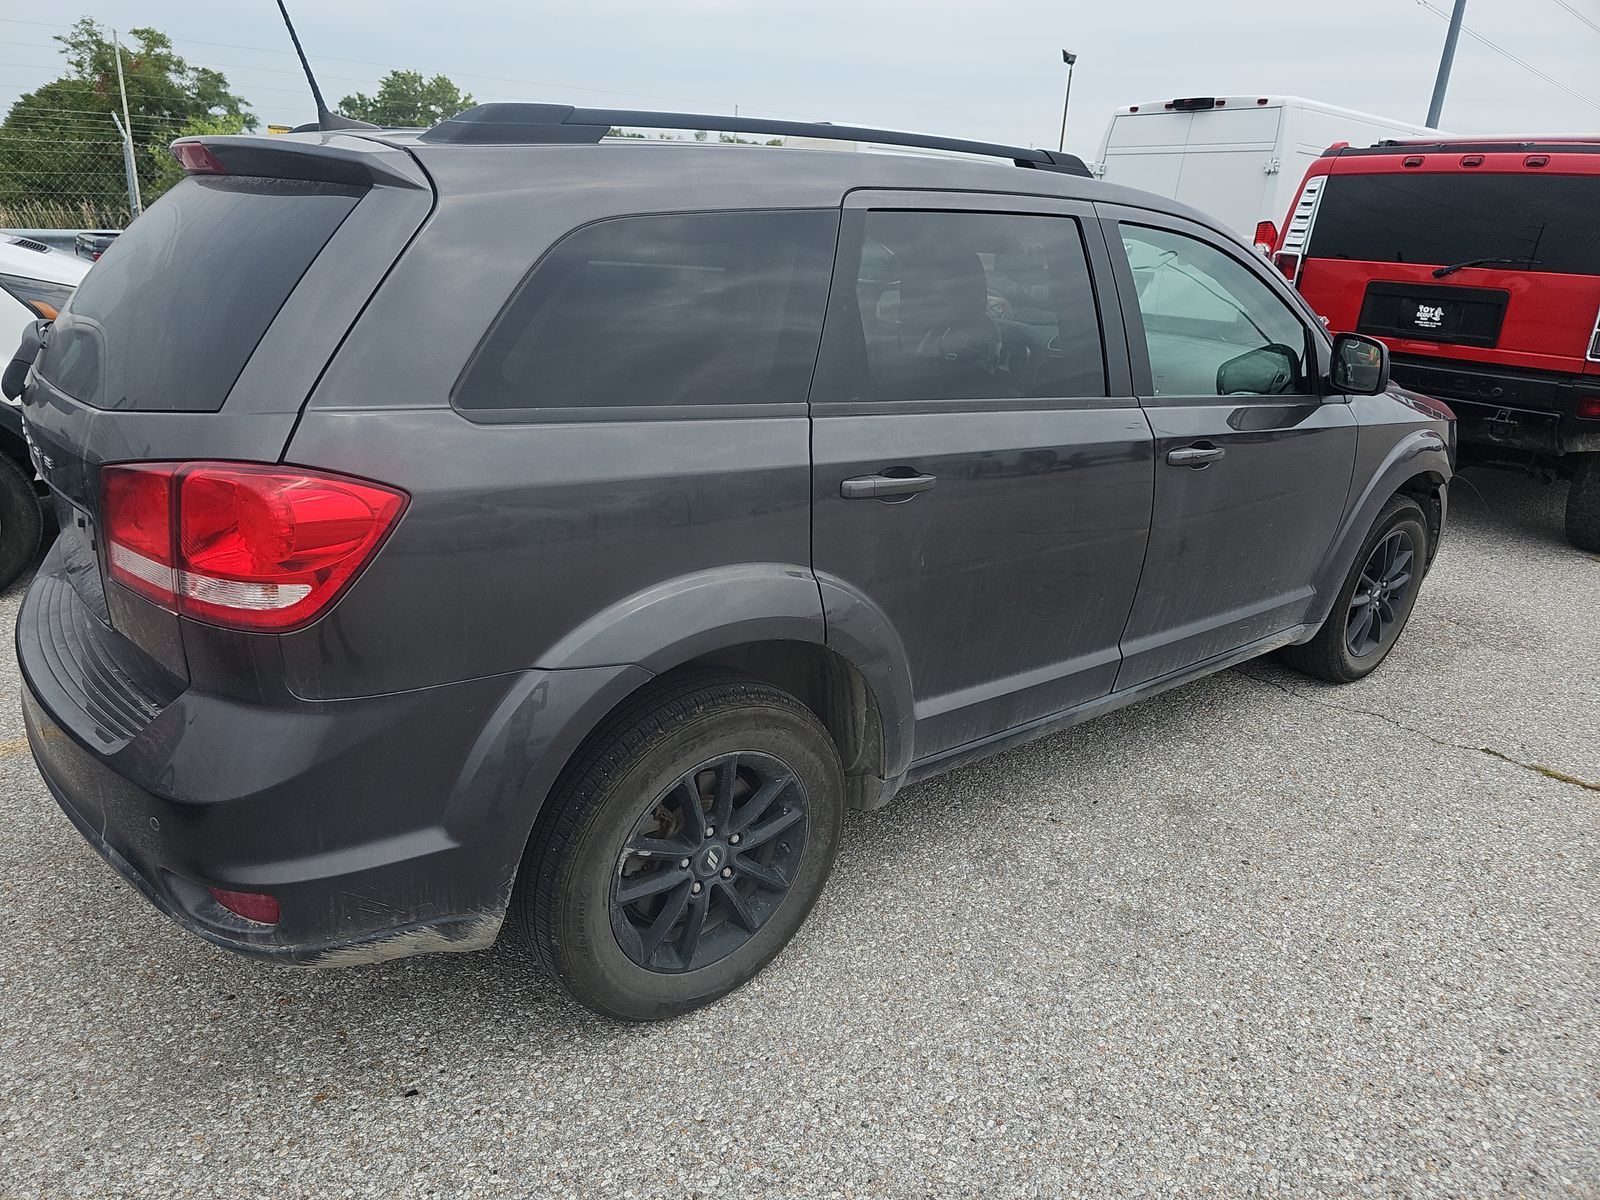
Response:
[840,471,937,500]
[1166,444,1225,468]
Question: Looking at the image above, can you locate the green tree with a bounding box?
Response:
[0,17,254,226]
[338,71,474,127]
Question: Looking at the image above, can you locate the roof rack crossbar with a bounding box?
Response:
[417,102,1093,176]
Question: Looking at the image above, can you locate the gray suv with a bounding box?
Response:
[10,104,1453,1020]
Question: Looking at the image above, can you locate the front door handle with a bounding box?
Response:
[1166,444,1225,468]
[840,471,938,500]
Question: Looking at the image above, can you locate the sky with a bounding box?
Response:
[1,1,1596,158]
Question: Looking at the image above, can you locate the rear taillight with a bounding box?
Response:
[101,462,407,632]
[1253,221,1279,255]
[1272,251,1299,281]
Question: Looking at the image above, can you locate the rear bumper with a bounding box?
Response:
[1389,357,1600,456]
[16,545,641,966]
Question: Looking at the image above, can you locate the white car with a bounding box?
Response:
[1,235,89,589]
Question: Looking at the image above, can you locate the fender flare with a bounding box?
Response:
[534,562,918,784]
[1309,428,1451,628]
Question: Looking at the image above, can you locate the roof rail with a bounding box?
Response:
[417,103,1093,177]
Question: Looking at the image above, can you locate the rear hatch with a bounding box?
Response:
[19,133,432,686]
[1295,162,1600,379]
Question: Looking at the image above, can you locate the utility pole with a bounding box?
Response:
[1057,49,1078,152]
[1425,0,1466,128]
[112,29,142,220]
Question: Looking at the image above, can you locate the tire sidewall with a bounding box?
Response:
[0,453,43,592]
[1330,501,1428,680]
[546,699,842,1021]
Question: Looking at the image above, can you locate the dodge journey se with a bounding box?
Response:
[8,103,1453,1019]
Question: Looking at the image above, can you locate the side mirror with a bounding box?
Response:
[2,318,49,401]
[1331,332,1390,396]
[1216,343,1300,396]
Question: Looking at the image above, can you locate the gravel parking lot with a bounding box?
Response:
[1,465,1595,1199]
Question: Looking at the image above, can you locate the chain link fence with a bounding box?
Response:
[0,111,187,230]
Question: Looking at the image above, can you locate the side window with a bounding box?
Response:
[455,210,837,412]
[831,210,1106,403]
[1119,224,1312,398]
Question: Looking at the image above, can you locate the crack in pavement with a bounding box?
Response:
[1236,669,1600,795]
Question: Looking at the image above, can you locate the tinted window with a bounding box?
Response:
[826,210,1105,403]
[455,210,837,412]
[1306,173,1600,276]
[1120,225,1311,398]
[38,176,360,412]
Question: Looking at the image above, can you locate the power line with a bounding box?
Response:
[1416,0,1600,111]
[1546,0,1600,36]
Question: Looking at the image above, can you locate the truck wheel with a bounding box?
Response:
[1565,453,1600,554]
[512,673,843,1021]
[1280,495,1429,684]
[0,452,43,592]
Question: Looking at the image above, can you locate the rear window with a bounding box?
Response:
[38,176,361,412]
[1306,172,1600,276]
[454,210,837,413]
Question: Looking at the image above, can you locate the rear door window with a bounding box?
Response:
[1305,173,1600,276]
[821,209,1107,403]
[454,210,837,413]
[38,176,361,412]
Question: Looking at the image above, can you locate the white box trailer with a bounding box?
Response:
[1093,95,1442,247]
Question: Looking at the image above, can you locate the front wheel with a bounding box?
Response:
[0,451,44,592]
[513,673,843,1021]
[1566,453,1600,554]
[1281,495,1429,684]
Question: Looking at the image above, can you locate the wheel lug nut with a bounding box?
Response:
[690,882,702,894]
[679,858,690,869]
[728,834,740,845]
[721,867,733,878]
[704,825,715,837]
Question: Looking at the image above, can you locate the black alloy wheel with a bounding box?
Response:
[1346,528,1415,658]
[611,751,806,973]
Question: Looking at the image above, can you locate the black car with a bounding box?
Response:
[9,104,1453,1020]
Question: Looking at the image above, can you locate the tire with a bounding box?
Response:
[512,672,844,1021]
[1566,453,1600,554]
[0,451,43,593]
[1280,495,1429,684]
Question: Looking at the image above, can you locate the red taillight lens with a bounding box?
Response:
[102,465,177,605]
[1272,251,1299,281]
[102,462,407,631]
[1253,220,1279,253]
[207,886,280,925]
[1577,396,1600,421]
[170,141,228,175]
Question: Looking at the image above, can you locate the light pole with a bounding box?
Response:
[1057,49,1078,153]
[1425,0,1466,128]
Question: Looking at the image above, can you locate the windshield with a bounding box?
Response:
[1305,172,1600,276]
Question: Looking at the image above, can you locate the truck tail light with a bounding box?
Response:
[1254,221,1279,254]
[1272,251,1299,281]
[102,462,407,632]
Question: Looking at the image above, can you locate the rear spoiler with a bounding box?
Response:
[168,133,429,190]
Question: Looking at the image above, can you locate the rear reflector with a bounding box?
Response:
[170,141,228,175]
[1577,396,1600,421]
[102,462,407,632]
[207,887,280,925]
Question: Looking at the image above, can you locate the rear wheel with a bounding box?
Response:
[0,452,43,592]
[513,673,843,1021]
[1565,453,1600,554]
[1281,495,1429,684]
